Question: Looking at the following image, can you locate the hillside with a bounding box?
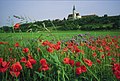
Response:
[0,15,120,32]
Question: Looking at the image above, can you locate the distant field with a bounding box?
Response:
[0,30,120,41]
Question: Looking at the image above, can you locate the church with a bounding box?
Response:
[67,5,81,20]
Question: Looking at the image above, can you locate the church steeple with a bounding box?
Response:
[73,5,75,10]
[67,5,81,20]
[73,5,76,20]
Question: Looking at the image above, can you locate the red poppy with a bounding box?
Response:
[53,44,61,50]
[23,48,29,53]
[14,23,20,29]
[107,52,111,56]
[111,58,116,62]
[14,42,19,47]
[20,57,27,63]
[101,54,105,59]
[114,71,120,79]
[27,54,33,59]
[76,65,87,75]
[42,40,50,46]
[91,46,96,51]
[9,48,12,52]
[105,46,110,51]
[10,62,22,77]
[47,47,53,53]
[73,45,81,53]
[112,63,120,80]
[96,59,101,64]
[92,52,97,57]
[39,59,49,71]
[0,60,10,73]
[81,65,87,72]
[75,61,81,67]
[76,67,82,75]
[83,58,93,67]
[57,41,61,45]
[40,64,49,71]
[25,60,32,69]
[63,57,70,64]
[0,58,3,63]
[29,59,36,65]
[40,58,47,65]
[69,59,74,66]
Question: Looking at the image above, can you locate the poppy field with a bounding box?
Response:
[0,30,120,81]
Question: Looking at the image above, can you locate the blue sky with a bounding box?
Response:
[0,0,120,26]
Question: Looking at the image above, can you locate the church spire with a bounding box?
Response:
[73,5,76,20]
[73,5,75,10]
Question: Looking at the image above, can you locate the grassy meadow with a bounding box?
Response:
[0,30,120,40]
[0,30,120,81]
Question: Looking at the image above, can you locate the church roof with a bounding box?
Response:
[68,14,73,17]
[68,13,80,17]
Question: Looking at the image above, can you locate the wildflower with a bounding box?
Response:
[0,58,3,63]
[69,59,74,66]
[47,47,53,53]
[101,54,105,59]
[81,65,87,72]
[57,41,61,45]
[10,62,22,77]
[105,46,110,51]
[114,71,120,80]
[40,58,47,65]
[76,67,82,75]
[14,42,19,47]
[76,65,87,75]
[39,58,49,71]
[42,40,50,46]
[96,59,101,64]
[29,59,36,65]
[9,48,12,52]
[91,46,96,51]
[0,59,10,73]
[107,52,111,56]
[53,44,61,50]
[23,48,29,53]
[63,57,70,64]
[75,61,81,67]
[83,58,93,67]
[112,63,120,80]
[111,58,116,62]
[25,60,32,69]
[20,57,27,63]
[92,52,97,57]
[27,54,33,59]
[14,23,20,29]
[40,64,49,71]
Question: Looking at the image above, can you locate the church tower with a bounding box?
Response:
[67,5,81,20]
[73,5,76,19]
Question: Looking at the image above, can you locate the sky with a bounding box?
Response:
[0,0,120,26]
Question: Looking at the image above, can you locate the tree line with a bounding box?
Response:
[0,14,120,32]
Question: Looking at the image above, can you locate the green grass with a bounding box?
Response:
[0,30,120,40]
